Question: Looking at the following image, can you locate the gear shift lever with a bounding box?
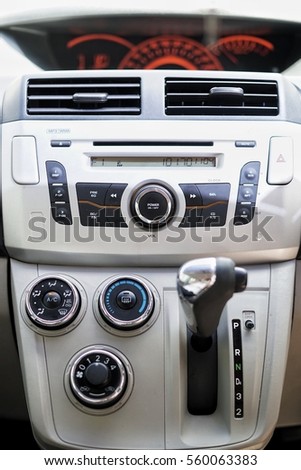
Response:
[177,257,247,339]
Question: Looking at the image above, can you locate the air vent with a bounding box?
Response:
[165,78,279,116]
[27,77,141,115]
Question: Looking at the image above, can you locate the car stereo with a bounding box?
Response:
[2,70,301,449]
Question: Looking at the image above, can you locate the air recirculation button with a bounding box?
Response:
[68,347,132,410]
[25,275,80,329]
[99,276,154,330]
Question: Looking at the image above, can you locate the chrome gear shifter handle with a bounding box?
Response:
[177,257,247,338]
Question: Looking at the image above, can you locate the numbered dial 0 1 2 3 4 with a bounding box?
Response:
[25,276,80,329]
[69,348,128,409]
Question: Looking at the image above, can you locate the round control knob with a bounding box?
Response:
[69,348,128,409]
[25,275,80,329]
[85,362,111,387]
[132,184,175,228]
[99,276,154,330]
[245,319,255,330]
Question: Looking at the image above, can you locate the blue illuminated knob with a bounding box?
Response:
[99,276,154,330]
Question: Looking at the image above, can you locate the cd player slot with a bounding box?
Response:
[92,141,214,147]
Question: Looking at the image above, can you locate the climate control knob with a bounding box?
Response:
[68,347,131,409]
[98,276,154,330]
[25,275,80,329]
[131,184,175,228]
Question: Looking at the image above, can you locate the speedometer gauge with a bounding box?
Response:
[118,35,223,70]
[210,35,275,70]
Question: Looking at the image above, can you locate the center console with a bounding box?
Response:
[2,70,301,449]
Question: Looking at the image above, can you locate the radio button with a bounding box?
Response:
[78,204,127,228]
[234,205,254,224]
[243,167,258,182]
[51,204,72,225]
[78,204,109,227]
[198,183,230,206]
[46,161,67,183]
[179,184,202,207]
[238,186,255,201]
[49,167,63,180]
[105,184,127,206]
[50,184,68,202]
[138,192,168,222]
[240,162,260,185]
[202,205,228,227]
[76,183,110,206]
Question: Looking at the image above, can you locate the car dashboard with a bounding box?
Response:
[1,3,301,451]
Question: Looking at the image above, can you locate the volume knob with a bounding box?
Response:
[132,184,175,228]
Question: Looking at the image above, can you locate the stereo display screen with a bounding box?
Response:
[91,156,216,168]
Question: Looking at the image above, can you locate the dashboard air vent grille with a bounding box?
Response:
[27,77,141,115]
[165,78,279,116]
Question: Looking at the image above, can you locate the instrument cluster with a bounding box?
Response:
[50,24,300,72]
[1,15,301,72]
[59,33,276,71]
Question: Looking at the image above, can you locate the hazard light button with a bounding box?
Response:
[267,137,293,185]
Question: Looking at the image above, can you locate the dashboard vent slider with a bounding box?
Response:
[208,86,244,106]
[72,92,109,104]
